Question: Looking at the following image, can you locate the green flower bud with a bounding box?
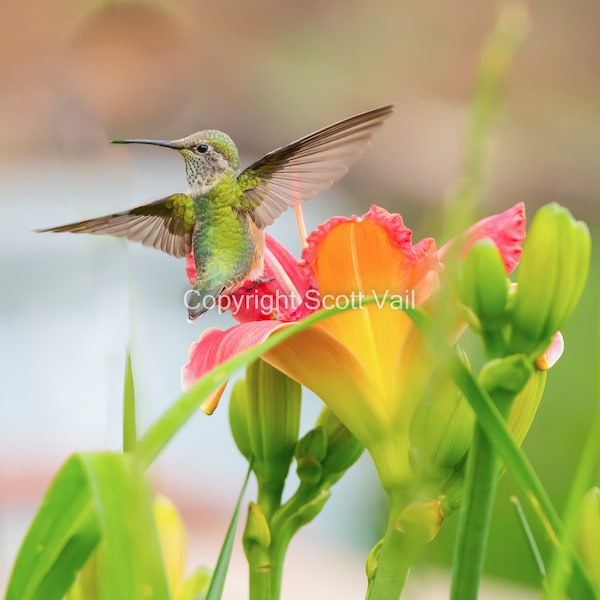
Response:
[576,487,600,593]
[409,373,474,480]
[242,502,271,564]
[511,203,591,356]
[459,239,510,333]
[295,427,327,485]
[296,426,328,463]
[316,407,364,483]
[229,378,252,461]
[246,359,302,492]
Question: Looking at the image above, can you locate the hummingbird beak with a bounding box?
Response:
[110,139,178,149]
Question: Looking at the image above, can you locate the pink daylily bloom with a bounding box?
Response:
[182,203,527,486]
[438,202,525,273]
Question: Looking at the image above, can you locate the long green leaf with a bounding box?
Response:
[6,456,100,599]
[7,452,170,600]
[206,464,253,600]
[123,351,137,452]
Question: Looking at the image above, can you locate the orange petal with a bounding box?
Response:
[264,327,393,452]
[302,205,441,390]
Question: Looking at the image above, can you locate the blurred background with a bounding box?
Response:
[1,0,598,597]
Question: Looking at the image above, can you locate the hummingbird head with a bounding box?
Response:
[112,130,239,196]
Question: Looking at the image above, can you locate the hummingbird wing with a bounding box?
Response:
[238,104,394,228]
[37,193,195,258]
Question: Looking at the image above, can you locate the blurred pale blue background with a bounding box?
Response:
[1,1,598,598]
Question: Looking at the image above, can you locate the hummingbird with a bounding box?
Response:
[38,104,394,320]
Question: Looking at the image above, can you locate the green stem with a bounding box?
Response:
[450,389,513,600]
[450,424,499,598]
[256,480,283,523]
[266,483,320,599]
[268,529,292,600]
[248,558,271,600]
[366,493,438,600]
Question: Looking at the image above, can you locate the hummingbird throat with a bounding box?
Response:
[182,150,230,196]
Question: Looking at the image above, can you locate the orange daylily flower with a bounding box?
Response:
[182,204,526,489]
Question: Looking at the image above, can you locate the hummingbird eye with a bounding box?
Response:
[196,144,209,154]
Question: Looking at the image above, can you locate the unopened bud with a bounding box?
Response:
[242,502,271,563]
[459,239,510,333]
[316,407,364,483]
[511,203,590,357]
[409,375,473,479]
[246,359,301,490]
[295,427,327,485]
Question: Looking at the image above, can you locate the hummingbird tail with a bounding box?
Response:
[185,285,226,321]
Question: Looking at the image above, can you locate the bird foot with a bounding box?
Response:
[246,277,275,291]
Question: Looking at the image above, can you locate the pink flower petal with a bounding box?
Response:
[438,203,526,273]
[181,321,286,413]
[225,235,317,322]
[535,331,564,371]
